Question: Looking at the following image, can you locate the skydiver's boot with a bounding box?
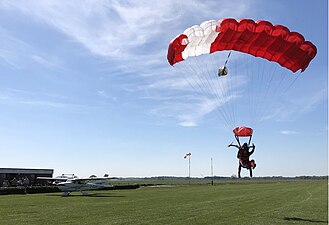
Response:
[250,160,256,169]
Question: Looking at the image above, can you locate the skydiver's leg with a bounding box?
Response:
[249,168,253,177]
[238,164,241,178]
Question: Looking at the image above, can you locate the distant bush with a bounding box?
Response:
[26,186,61,194]
[102,184,140,190]
[0,187,26,195]
[0,184,139,195]
[0,186,61,195]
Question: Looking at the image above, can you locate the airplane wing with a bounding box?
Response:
[37,177,68,181]
[71,177,116,184]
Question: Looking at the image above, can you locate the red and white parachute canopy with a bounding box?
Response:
[167,18,317,72]
[166,18,317,130]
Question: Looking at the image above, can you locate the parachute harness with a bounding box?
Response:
[218,51,231,76]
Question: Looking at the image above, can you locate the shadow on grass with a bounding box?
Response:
[284,217,328,223]
[71,193,125,198]
[46,193,126,198]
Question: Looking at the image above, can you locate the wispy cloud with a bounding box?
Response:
[0,0,251,69]
[177,98,226,127]
[1,1,177,60]
[0,88,89,113]
[0,27,63,70]
[0,27,30,69]
[273,88,328,122]
[0,0,253,126]
[280,130,300,135]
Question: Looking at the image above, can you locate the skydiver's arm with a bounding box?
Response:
[228,142,239,148]
[249,144,255,155]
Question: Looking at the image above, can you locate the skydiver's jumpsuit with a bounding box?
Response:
[237,145,255,178]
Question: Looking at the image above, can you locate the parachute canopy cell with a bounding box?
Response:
[233,126,253,137]
[167,18,317,72]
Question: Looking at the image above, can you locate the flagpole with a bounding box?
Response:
[188,155,190,184]
[188,155,190,178]
[184,153,191,184]
[211,157,214,186]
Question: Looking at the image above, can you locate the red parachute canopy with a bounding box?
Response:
[233,126,253,137]
[167,18,317,72]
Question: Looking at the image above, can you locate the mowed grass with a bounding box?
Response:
[0,180,327,225]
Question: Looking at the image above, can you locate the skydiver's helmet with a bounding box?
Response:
[218,66,228,76]
[242,143,249,151]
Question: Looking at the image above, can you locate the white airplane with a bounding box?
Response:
[37,174,114,196]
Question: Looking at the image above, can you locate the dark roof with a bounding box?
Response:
[0,168,53,174]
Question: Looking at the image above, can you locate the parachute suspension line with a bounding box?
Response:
[254,63,276,126]
[226,52,236,126]
[253,61,278,126]
[182,58,216,101]
[251,59,266,126]
[282,71,301,93]
[257,60,270,125]
[255,68,289,126]
[179,56,232,129]
[198,53,230,127]
[245,56,257,125]
[251,58,271,126]
[269,70,300,122]
[210,54,237,129]
[227,52,237,127]
[211,52,235,129]
[179,58,210,98]
[232,54,238,127]
[179,59,222,125]
[253,57,267,125]
[195,55,230,125]
[210,52,234,126]
[224,51,232,67]
[252,56,259,126]
[203,53,235,128]
[272,69,289,98]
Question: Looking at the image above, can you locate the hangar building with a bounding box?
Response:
[0,168,53,187]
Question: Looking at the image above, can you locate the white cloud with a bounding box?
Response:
[0,0,253,126]
[280,130,300,135]
[0,27,63,69]
[0,0,251,62]
[1,0,180,59]
[0,88,87,112]
[272,88,328,122]
[179,121,197,127]
[0,27,31,69]
[30,55,60,68]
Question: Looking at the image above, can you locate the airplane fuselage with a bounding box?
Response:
[57,181,107,192]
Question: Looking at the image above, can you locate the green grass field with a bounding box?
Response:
[0,180,327,225]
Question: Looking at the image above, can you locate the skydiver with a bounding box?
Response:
[228,142,256,178]
[218,65,228,76]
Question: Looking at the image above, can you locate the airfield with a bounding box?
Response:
[0,179,327,225]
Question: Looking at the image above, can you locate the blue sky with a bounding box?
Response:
[0,0,327,178]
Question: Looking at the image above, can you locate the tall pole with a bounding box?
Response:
[211,157,214,186]
[188,155,191,183]
[184,153,191,184]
